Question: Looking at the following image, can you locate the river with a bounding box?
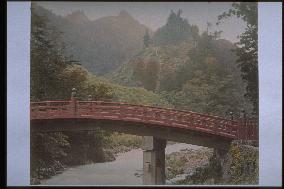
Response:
[40,143,203,185]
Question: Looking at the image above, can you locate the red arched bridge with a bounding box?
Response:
[30,100,258,143]
[30,100,258,184]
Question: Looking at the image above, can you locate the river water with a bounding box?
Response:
[41,143,203,185]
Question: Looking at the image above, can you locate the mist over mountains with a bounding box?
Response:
[65,10,90,24]
[33,4,151,75]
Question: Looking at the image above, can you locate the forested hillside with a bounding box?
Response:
[106,10,253,117]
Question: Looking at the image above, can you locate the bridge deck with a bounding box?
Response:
[30,100,258,141]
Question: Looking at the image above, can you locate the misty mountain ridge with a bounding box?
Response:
[33,4,152,75]
[33,4,239,81]
[65,10,90,24]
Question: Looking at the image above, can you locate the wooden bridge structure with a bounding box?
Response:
[30,99,258,185]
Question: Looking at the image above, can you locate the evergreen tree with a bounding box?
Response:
[217,2,258,113]
[152,9,192,45]
[31,4,73,101]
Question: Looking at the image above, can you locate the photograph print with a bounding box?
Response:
[30,2,259,185]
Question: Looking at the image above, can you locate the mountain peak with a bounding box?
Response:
[118,10,132,18]
[66,10,89,24]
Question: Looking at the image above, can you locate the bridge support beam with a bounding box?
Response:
[142,136,166,185]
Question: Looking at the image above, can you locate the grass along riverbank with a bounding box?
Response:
[105,132,143,155]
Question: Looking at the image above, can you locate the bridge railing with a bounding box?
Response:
[30,101,74,119]
[30,100,258,140]
[236,118,258,141]
[75,101,238,137]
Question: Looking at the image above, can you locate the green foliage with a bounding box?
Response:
[109,28,253,116]
[166,154,188,179]
[31,4,87,101]
[153,9,199,46]
[31,132,70,179]
[31,132,70,162]
[63,129,110,165]
[132,59,146,86]
[160,48,248,116]
[132,59,160,91]
[107,133,142,150]
[85,73,170,107]
[217,2,258,113]
[145,60,160,91]
[83,79,114,101]
[228,143,259,184]
[30,9,92,175]
[58,65,89,99]
[112,85,170,107]
[172,144,258,185]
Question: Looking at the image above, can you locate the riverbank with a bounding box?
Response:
[165,147,214,184]
[39,143,204,185]
[165,141,259,185]
[33,133,258,185]
[32,134,213,185]
[31,132,143,185]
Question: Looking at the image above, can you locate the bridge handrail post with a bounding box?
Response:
[87,95,92,113]
[46,101,51,116]
[70,98,77,117]
[237,109,246,140]
[245,119,248,140]
[71,88,78,117]
[237,118,242,140]
[243,119,246,140]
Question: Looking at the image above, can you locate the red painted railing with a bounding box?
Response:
[30,100,258,140]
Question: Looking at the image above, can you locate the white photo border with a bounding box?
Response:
[7,1,282,186]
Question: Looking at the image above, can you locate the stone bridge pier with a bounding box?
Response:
[142,136,167,185]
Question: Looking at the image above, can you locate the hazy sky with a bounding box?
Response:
[37,2,247,42]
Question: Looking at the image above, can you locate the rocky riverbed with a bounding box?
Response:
[165,147,214,184]
[165,141,259,185]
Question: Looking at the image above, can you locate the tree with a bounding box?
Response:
[144,60,160,91]
[59,65,88,99]
[30,6,76,179]
[217,2,258,113]
[84,81,114,101]
[31,4,75,101]
[166,66,245,117]
[132,59,146,86]
[30,5,110,180]
[152,9,192,45]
